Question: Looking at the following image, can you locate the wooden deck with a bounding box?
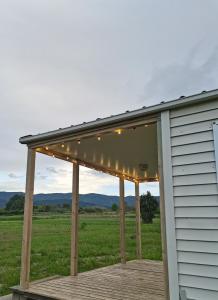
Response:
[12,260,166,300]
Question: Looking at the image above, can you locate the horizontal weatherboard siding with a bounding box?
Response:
[173,173,217,186]
[176,229,218,242]
[171,108,218,127]
[170,98,218,299]
[181,286,218,300]
[177,240,218,254]
[172,151,215,166]
[174,195,218,207]
[172,162,216,176]
[172,141,214,156]
[170,99,218,118]
[175,217,218,229]
[171,120,214,137]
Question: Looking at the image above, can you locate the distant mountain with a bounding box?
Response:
[0,191,159,209]
[0,192,24,208]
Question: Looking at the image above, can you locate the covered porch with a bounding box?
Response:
[14,113,169,299]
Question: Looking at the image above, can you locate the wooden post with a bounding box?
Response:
[119,178,126,264]
[20,148,36,289]
[71,162,79,276]
[135,181,142,259]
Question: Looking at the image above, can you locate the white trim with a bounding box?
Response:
[160,111,180,300]
[213,121,218,182]
[20,89,218,145]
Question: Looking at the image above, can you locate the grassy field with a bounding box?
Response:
[0,213,162,296]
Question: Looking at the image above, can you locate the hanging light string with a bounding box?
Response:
[35,122,154,182]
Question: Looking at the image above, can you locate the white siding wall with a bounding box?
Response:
[170,99,218,300]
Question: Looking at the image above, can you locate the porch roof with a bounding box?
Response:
[19,89,218,146]
[18,89,218,182]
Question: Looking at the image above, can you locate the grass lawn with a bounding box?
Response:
[0,213,162,296]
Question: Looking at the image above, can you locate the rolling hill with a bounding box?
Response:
[0,192,159,209]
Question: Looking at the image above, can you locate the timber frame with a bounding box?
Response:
[18,89,218,300]
[19,113,174,300]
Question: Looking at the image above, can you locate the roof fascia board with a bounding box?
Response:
[19,89,218,146]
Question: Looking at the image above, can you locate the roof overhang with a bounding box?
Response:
[19,89,218,183]
[20,89,218,147]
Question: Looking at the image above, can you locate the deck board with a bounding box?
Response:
[13,260,166,300]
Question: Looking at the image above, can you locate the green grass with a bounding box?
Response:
[0,213,162,296]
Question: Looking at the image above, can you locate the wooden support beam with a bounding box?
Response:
[135,182,142,259]
[119,178,126,264]
[20,148,36,289]
[71,162,79,276]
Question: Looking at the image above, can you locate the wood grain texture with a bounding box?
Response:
[135,182,142,259]
[14,260,166,300]
[71,163,79,276]
[20,148,36,289]
[119,178,126,264]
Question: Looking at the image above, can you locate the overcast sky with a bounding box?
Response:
[1,0,218,195]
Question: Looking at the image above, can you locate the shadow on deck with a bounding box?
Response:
[12,260,165,300]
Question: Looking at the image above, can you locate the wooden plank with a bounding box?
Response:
[157,113,179,300]
[177,240,218,254]
[71,162,79,276]
[18,260,166,300]
[119,178,126,264]
[135,182,142,259]
[20,148,36,289]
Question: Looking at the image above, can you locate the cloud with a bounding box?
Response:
[1,1,218,194]
[143,44,218,103]
[46,167,58,174]
[8,173,22,179]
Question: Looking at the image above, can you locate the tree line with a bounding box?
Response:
[1,191,159,223]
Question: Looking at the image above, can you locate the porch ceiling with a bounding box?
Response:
[35,123,158,182]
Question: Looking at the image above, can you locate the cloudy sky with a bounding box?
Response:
[1,0,218,196]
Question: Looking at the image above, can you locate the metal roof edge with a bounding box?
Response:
[19,89,218,145]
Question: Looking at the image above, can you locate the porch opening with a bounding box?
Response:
[14,118,169,300]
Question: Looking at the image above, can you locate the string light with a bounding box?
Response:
[77,140,81,144]
[97,136,101,141]
[66,156,69,160]
[115,129,122,135]
[61,144,65,148]
[45,146,49,150]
